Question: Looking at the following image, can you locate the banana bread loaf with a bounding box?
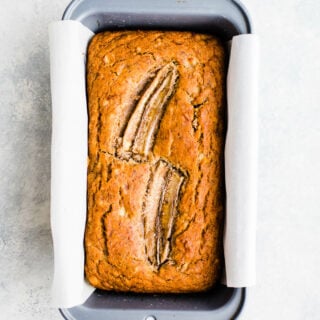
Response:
[85,30,226,293]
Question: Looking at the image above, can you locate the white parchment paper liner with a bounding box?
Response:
[224,34,259,287]
[49,21,95,308]
[49,20,259,308]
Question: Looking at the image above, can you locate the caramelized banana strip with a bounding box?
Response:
[157,168,185,265]
[132,63,179,160]
[118,62,179,160]
[144,159,185,269]
[143,160,169,266]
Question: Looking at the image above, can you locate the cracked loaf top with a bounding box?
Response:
[85,30,226,293]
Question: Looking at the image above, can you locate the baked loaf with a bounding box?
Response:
[85,30,226,293]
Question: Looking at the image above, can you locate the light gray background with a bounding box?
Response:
[0,0,319,319]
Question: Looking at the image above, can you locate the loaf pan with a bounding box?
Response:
[59,0,251,319]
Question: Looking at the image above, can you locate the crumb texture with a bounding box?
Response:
[85,30,226,293]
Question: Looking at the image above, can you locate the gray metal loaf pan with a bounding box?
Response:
[59,0,251,319]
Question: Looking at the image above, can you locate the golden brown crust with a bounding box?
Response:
[85,30,226,292]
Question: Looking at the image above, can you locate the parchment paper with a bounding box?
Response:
[225,34,259,287]
[49,20,95,308]
[49,20,259,308]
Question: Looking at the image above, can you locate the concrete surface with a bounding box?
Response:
[0,0,319,319]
